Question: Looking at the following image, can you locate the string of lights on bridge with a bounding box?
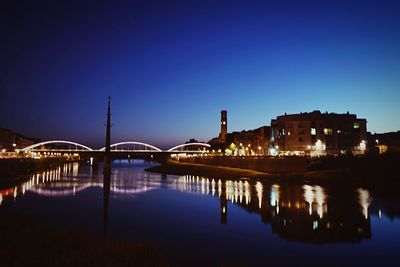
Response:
[18,140,211,154]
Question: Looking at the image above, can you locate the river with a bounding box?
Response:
[1,160,399,266]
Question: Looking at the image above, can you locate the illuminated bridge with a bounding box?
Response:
[18,140,211,160]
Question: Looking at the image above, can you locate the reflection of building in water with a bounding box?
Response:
[1,163,375,244]
[268,185,371,244]
[176,175,372,244]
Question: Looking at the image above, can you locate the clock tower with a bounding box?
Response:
[219,110,227,143]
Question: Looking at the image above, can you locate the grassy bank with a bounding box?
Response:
[146,160,303,180]
[0,209,168,267]
[0,158,74,188]
[147,154,400,184]
[306,153,400,181]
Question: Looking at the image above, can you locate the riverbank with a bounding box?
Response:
[0,158,78,189]
[0,208,167,267]
[147,153,400,185]
[175,155,308,175]
[146,160,303,180]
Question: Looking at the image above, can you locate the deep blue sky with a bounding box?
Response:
[1,0,400,148]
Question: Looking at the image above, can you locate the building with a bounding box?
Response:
[0,128,39,152]
[209,110,270,155]
[225,126,270,156]
[368,131,400,154]
[270,111,367,156]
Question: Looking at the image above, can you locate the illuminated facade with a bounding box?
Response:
[270,111,367,156]
[225,126,270,155]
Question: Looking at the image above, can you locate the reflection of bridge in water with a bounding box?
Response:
[1,162,374,244]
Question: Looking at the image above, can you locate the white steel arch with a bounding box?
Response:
[99,141,162,152]
[22,140,93,152]
[167,142,211,152]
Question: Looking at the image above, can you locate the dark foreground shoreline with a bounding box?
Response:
[0,208,168,267]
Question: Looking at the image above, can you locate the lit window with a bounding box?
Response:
[324,128,332,135]
[353,122,360,129]
[311,128,316,135]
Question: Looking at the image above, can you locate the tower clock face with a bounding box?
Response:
[222,121,226,125]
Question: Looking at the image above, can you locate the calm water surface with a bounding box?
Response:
[1,160,400,266]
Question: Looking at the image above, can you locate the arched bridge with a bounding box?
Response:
[19,140,211,159]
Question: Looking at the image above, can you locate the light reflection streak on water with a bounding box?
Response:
[270,184,280,207]
[256,182,263,209]
[358,188,371,219]
[303,185,327,218]
[244,181,251,205]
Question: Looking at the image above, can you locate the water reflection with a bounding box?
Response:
[0,161,396,244]
[103,159,111,237]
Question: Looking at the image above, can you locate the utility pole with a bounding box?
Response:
[103,96,111,237]
[105,96,111,155]
[104,96,112,170]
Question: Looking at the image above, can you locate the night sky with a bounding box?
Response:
[1,0,400,148]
